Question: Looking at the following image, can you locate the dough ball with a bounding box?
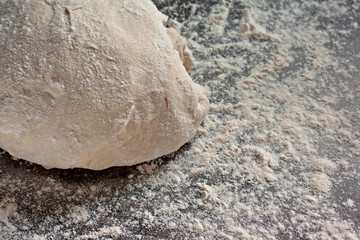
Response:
[0,0,210,170]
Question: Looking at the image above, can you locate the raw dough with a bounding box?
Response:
[0,0,210,170]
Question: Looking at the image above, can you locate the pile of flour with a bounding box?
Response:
[0,0,359,239]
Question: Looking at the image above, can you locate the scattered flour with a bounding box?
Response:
[0,198,17,231]
[238,7,280,42]
[69,206,90,224]
[76,226,122,239]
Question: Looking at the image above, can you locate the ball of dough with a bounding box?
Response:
[0,0,210,170]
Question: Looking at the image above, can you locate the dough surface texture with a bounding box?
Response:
[0,0,210,170]
[0,0,6,8]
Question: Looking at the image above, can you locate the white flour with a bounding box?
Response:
[0,0,359,239]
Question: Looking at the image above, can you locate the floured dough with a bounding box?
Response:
[0,0,210,170]
[0,0,6,8]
